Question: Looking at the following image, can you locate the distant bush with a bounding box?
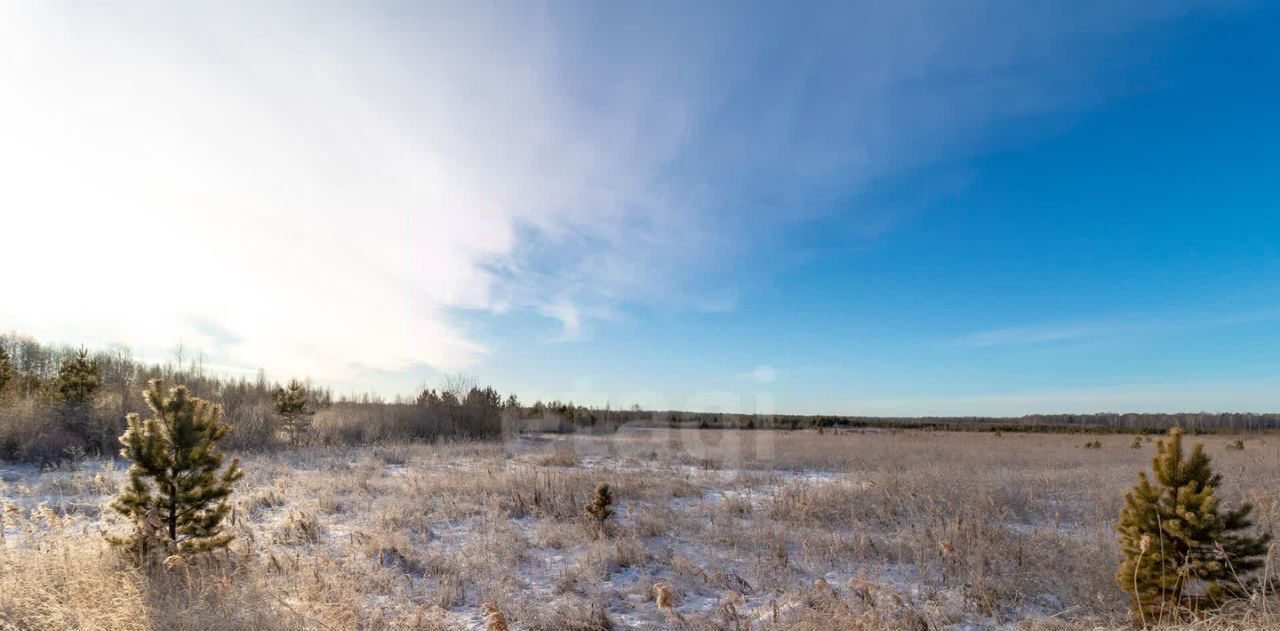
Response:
[585,482,614,537]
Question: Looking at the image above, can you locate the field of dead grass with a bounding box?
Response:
[2,428,1278,630]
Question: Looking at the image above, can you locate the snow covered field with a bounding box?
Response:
[3,429,1278,629]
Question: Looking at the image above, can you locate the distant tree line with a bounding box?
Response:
[0,333,512,463]
[516,405,1280,435]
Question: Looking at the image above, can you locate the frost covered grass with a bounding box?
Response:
[2,429,1279,629]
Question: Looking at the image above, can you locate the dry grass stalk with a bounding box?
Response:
[481,602,509,631]
[938,539,957,558]
[655,581,675,610]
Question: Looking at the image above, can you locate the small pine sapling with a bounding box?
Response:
[111,379,243,556]
[54,347,102,443]
[0,346,13,395]
[273,378,314,446]
[1116,428,1272,620]
[586,482,615,536]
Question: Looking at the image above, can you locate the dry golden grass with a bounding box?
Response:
[1,429,1277,629]
[654,582,675,610]
[481,602,509,631]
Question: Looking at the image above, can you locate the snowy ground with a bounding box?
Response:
[5,429,1277,629]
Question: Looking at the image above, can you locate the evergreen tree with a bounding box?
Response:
[1116,428,1271,619]
[416,387,441,407]
[111,379,243,555]
[0,345,13,394]
[463,386,503,436]
[54,347,102,443]
[273,379,313,446]
[55,347,102,402]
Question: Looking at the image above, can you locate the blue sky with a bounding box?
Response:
[2,2,1279,415]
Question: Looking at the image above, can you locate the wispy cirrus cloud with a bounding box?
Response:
[0,1,1223,390]
[952,322,1114,348]
[952,306,1280,349]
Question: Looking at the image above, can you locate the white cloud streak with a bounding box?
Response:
[952,323,1111,348]
[952,306,1280,349]
[740,366,778,384]
[0,1,1217,386]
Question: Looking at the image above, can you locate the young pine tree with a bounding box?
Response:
[586,482,615,536]
[1116,428,1271,619]
[54,347,103,444]
[0,345,15,399]
[111,379,243,555]
[0,345,13,395]
[55,347,102,402]
[273,379,313,446]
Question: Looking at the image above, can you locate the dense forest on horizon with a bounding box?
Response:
[533,404,1280,434]
[2,332,1276,463]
